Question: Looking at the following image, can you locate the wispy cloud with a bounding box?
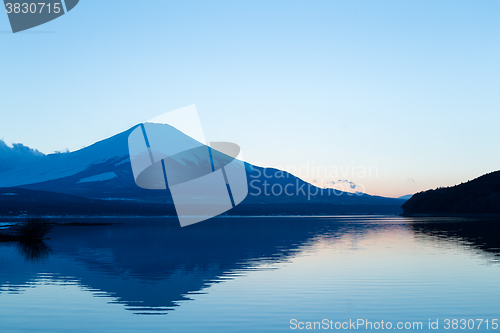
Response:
[327,179,358,190]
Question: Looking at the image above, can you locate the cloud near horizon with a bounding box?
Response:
[0,140,46,173]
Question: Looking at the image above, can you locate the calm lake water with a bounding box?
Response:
[1,216,500,332]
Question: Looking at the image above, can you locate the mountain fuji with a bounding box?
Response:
[0,124,405,216]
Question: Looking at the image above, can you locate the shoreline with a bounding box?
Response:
[402,213,500,218]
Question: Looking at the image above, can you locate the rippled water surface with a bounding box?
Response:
[1,216,500,332]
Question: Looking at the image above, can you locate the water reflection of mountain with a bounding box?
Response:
[3,217,498,315]
[409,218,500,260]
[0,217,373,315]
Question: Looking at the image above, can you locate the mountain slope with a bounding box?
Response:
[402,171,500,216]
[0,187,175,216]
[0,127,132,187]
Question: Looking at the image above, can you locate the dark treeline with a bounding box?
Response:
[403,171,500,216]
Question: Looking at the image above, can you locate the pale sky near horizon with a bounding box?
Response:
[1,0,499,198]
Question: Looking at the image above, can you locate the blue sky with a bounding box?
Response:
[1,0,499,197]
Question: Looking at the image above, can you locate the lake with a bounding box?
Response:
[1,216,499,332]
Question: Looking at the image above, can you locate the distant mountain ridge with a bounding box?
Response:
[402,171,500,216]
[0,124,405,217]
